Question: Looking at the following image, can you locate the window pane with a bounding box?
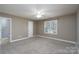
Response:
[44,20,57,34]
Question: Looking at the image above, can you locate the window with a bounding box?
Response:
[44,20,57,34]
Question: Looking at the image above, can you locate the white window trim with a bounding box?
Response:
[44,19,58,35]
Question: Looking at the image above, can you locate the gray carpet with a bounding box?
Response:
[0,37,77,54]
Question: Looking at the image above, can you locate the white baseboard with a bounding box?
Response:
[10,35,76,44]
[37,35,76,44]
[10,37,32,42]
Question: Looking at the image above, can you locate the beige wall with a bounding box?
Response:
[0,13,28,40]
[36,14,76,42]
[33,21,37,35]
[0,12,77,42]
[12,17,28,40]
[77,9,79,44]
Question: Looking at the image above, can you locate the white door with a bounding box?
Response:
[28,21,33,37]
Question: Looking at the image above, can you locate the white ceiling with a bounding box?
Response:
[0,4,79,20]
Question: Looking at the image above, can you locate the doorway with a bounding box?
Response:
[28,21,33,37]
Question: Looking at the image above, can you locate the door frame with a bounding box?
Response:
[9,18,12,42]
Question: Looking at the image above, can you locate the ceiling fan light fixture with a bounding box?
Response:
[36,14,42,18]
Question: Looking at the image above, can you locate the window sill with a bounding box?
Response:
[44,32,57,35]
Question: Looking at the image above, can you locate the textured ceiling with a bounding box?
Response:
[0,4,79,20]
